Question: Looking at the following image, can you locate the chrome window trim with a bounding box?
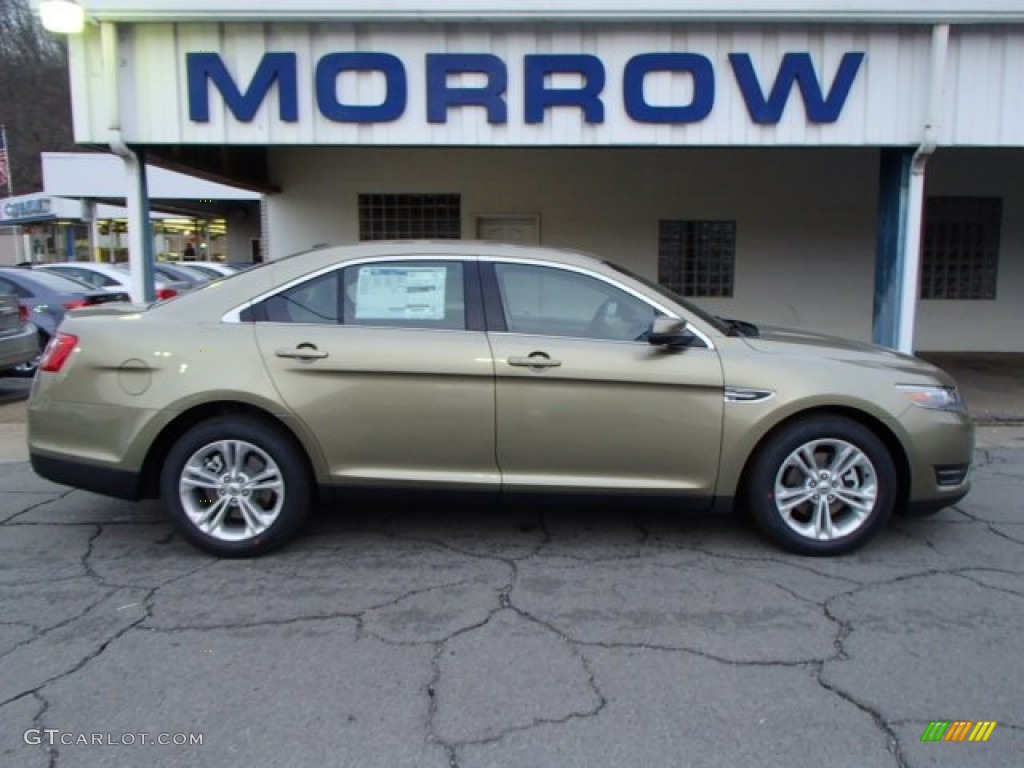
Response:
[223,252,716,350]
[481,255,715,350]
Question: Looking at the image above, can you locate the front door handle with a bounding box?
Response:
[508,353,562,369]
[275,344,328,360]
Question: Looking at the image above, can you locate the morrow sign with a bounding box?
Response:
[187,51,865,126]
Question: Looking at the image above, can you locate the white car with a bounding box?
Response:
[35,263,186,300]
[178,260,241,278]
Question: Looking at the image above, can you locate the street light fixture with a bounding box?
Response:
[39,0,86,35]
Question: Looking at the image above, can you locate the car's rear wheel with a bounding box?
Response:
[160,416,312,557]
[745,416,897,556]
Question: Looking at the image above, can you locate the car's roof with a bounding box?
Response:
[38,262,184,288]
[279,240,610,275]
[41,262,125,274]
[0,266,98,294]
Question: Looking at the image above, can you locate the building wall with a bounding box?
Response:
[267,146,880,341]
[0,230,21,266]
[224,208,262,263]
[917,149,1024,352]
[266,145,1024,351]
[79,23,1024,148]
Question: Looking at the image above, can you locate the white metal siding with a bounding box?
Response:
[61,1,1024,25]
[69,22,1024,148]
[63,23,934,146]
[941,27,1024,146]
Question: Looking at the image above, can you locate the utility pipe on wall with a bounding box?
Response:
[101,21,155,302]
[896,23,949,354]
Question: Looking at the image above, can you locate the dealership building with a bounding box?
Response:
[44,1,1024,351]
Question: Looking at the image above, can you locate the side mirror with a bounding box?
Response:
[647,316,696,350]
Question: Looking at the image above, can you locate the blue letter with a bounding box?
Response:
[524,54,605,124]
[623,53,714,123]
[427,54,508,124]
[316,52,407,122]
[188,52,298,123]
[729,52,864,124]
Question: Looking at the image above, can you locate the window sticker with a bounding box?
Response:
[355,266,447,320]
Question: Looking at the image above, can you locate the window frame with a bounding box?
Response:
[239,256,485,333]
[479,258,711,348]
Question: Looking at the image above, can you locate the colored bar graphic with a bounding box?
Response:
[920,720,997,742]
[944,721,973,741]
[920,721,949,742]
[969,722,997,742]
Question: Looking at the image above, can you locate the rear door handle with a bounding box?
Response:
[275,345,328,360]
[508,353,562,369]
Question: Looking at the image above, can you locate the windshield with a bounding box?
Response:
[604,262,730,335]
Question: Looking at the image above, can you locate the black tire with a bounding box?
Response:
[744,416,897,556]
[160,416,312,557]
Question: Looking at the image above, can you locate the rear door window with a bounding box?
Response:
[254,260,468,330]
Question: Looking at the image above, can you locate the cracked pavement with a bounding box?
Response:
[0,432,1021,767]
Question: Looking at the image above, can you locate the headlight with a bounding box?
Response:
[896,384,965,412]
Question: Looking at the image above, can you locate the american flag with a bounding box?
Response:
[0,126,9,193]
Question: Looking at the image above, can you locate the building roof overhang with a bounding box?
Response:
[30,0,1024,25]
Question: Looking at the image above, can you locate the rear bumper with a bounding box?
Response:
[30,452,144,500]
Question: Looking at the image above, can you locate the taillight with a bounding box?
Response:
[40,333,78,373]
[63,299,89,310]
[18,305,28,324]
[156,288,178,300]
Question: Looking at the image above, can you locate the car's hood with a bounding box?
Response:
[742,325,948,379]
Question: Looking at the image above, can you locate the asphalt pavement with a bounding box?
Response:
[0,373,1021,767]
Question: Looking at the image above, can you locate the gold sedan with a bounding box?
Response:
[27,242,973,557]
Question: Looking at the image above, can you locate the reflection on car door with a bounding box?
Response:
[484,261,724,497]
[253,259,498,488]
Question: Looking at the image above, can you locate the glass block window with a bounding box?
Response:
[658,220,736,297]
[921,197,1001,300]
[358,194,461,241]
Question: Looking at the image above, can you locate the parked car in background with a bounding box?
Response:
[26,242,974,558]
[176,260,240,278]
[147,262,213,290]
[0,292,40,376]
[0,267,130,376]
[35,262,186,300]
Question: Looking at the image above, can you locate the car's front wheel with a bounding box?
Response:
[745,416,897,556]
[160,416,312,557]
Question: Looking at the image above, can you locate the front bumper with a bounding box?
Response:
[900,406,975,513]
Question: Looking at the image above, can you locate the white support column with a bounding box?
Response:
[897,160,927,354]
[101,20,154,302]
[894,23,949,354]
[82,199,98,261]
